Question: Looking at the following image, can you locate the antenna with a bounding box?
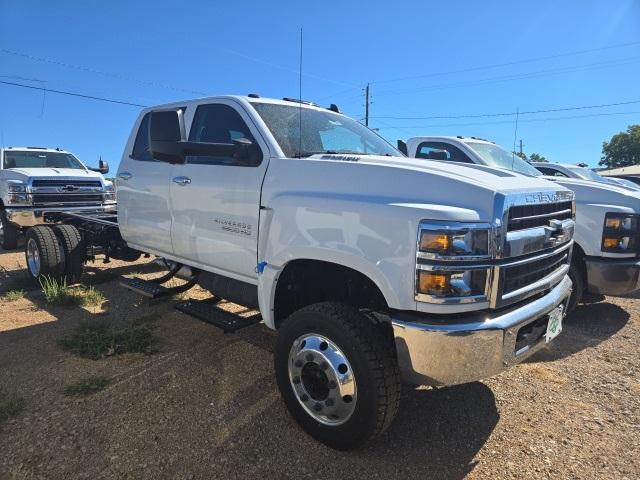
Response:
[298,27,303,158]
[511,107,519,170]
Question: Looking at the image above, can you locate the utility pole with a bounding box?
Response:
[519,139,524,157]
[364,83,370,127]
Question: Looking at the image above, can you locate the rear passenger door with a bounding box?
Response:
[116,111,176,255]
[169,100,269,281]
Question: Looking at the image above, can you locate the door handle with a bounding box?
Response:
[118,171,132,181]
[172,176,191,186]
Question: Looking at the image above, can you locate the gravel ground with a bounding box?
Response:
[0,248,639,480]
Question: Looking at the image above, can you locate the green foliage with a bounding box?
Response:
[63,376,112,396]
[600,124,640,168]
[39,276,105,307]
[514,151,527,160]
[3,289,25,302]
[58,321,157,360]
[0,388,24,424]
[529,153,547,163]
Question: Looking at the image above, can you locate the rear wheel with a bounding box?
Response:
[52,224,85,284]
[0,210,19,250]
[25,226,64,283]
[274,302,401,450]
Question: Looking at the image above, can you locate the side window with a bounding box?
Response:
[537,167,567,177]
[188,104,261,166]
[130,113,154,162]
[416,142,473,163]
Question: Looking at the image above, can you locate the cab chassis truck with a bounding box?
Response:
[22,95,575,449]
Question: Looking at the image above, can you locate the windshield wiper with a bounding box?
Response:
[291,150,339,158]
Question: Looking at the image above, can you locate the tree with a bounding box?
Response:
[529,153,547,163]
[514,151,527,160]
[599,124,640,168]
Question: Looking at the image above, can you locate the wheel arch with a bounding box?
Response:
[266,258,392,330]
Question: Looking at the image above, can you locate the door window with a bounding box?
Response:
[416,142,473,163]
[188,104,261,166]
[536,166,568,177]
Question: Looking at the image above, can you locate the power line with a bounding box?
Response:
[0,80,148,108]
[369,40,640,85]
[372,56,640,97]
[370,99,640,120]
[0,48,207,95]
[375,110,640,130]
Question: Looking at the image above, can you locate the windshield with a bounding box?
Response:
[464,141,541,176]
[565,166,608,183]
[2,151,85,170]
[251,102,401,158]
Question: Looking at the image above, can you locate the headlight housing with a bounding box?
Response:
[416,222,492,303]
[104,182,116,202]
[601,212,639,254]
[6,180,30,205]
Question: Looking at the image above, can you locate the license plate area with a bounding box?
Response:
[514,304,564,355]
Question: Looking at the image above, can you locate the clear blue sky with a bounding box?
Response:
[1,0,639,171]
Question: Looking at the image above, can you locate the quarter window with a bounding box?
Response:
[416,142,473,163]
[188,104,261,166]
[537,167,568,177]
[131,113,154,162]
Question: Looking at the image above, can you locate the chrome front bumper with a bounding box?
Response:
[392,275,572,386]
[585,256,640,296]
[5,204,117,228]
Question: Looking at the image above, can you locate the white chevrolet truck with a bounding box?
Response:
[23,97,575,449]
[0,147,115,250]
[401,136,640,310]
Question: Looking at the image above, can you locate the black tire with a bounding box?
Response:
[567,262,585,313]
[0,210,19,250]
[52,224,85,284]
[274,302,401,450]
[24,226,64,282]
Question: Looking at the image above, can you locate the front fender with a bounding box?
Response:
[256,192,484,328]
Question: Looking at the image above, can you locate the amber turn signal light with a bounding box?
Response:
[418,271,451,295]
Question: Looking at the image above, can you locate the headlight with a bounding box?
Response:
[417,268,488,298]
[416,222,492,303]
[418,226,490,259]
[6,180,30,205]
[601,213,639,254]
[104,182,116,202]
[7,180,26,193]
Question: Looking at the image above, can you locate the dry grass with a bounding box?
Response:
[40,276,105,307]
[63,376,112,396]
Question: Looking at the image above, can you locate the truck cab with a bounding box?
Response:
[27,97,575,449]
[0,147,115,249]
[402,136,640,309]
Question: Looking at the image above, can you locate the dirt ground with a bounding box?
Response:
[0,247,638,480]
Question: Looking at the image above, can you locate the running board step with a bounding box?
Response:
[175,299,261,333]
[119,276,172,299]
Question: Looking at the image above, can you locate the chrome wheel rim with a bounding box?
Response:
[288,333,357,426]
[0,217,4,244]
[26,238,41,277]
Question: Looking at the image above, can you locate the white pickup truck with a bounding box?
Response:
[23,97,575,449]
[401,136,640,310]
[0,147,116,249]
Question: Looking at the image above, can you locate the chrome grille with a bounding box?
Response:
[502,248,570,295]
[31,179,102,188]
[508,201,573,231]
[29,179,105,206]
[31,193,104,206]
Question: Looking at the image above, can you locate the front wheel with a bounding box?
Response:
[567,263,585,313]
[0,210,19,250]
[274,302,401,450]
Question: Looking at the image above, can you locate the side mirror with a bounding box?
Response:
[89,158,109,174]
[149,110,186,163]
[233,137,254,164]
